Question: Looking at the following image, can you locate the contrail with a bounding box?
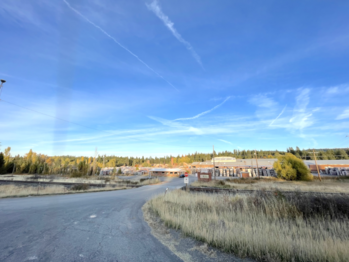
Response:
[175,96,230,121]
[63,0,177,91]
[147,0,204,69]
[218,139,233,145]
[269,105,287,126]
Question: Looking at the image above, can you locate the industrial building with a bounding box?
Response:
[192,158,349,178]
[191,158,276,169]
[150,168,184,177]
[303,160,349,175]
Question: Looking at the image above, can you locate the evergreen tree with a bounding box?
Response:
[0,153,5,174]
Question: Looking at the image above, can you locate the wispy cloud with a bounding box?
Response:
[174,96,230,121]
[249,94,277,108]
[218,139,233,145]
[336,108,349,120]
[325,84,349,95]
[146,0,203,68]
[289,88,314,130]
[63,0,177,90]
[269,105,287,126]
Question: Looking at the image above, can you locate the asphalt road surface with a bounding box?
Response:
[0,176,196,262]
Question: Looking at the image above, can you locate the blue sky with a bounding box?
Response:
[1,0,349,157]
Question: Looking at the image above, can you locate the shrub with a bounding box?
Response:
[70,172,84,178]
[215,180,226,186]
[273,153,313,181]
[226,178,259,184]
[70,184,89,191]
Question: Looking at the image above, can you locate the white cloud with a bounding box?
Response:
[326,84,349,95]
[327,86,338,94]
[146,0,203,68]
[289,88,314,130]
[249,94,277,108]
[336,108,349,120]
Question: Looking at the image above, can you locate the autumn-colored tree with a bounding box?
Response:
[26,149,33,162]
[32,153,38,164]
[107,158,116,167]
[45,158,53,165]
[4,147,11,163]
[141,162,151,167]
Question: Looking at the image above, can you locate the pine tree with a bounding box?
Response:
[0,153,5,173]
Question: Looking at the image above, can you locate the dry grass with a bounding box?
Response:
[146,190,349,262]
[0,184,127,198]
[139,177,161,185]
[192,177,349,194]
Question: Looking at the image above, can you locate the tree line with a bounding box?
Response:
[0,146,348,175]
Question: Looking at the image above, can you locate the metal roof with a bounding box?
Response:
[303,160,349,165]
[192,159,277,167]
[192,159,349,167]
[150,168,184,172]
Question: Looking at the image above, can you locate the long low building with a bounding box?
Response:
[191,158,277,169]
[150,168,184,177]
[192,158,349,174]
[303,160,349,172]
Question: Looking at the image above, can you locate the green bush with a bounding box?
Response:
[273,153,313,181]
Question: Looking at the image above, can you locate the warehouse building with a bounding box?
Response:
[192,158,349,177]
[191,158,276,169]
[303,160,349,175]
[150,168,184,177]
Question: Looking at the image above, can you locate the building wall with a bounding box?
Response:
[152,171,180,177]
[309,164,349,172]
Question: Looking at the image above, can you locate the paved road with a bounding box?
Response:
[0,177,196,262]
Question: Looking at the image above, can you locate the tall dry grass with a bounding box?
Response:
[139,177,161,185]
[146,190,349,262]
[192,178,349,194]
[0,184,127,198]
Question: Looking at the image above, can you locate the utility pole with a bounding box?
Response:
[313,149,322,181]
[254,150,260,178]
[93,147,97,176]
[0,79,6,98]
[213,145,216,180]
[251,159,254,177]
[12,157,16,174]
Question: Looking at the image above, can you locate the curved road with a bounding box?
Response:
[0,177,195,262]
